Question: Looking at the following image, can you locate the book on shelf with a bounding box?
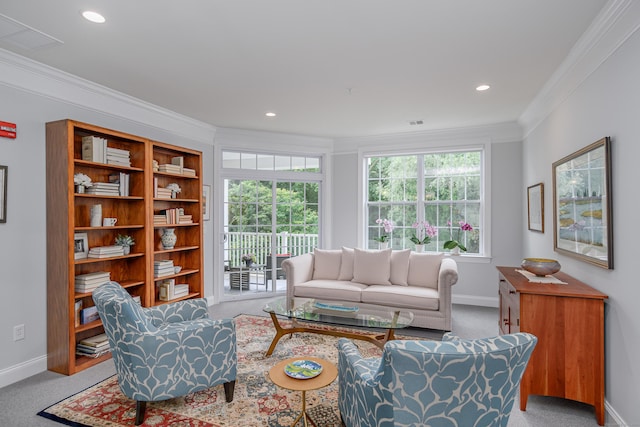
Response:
[182,167,196,176]
[154,260,175,277]
[109,172,130,196]
[81,136,107,163]
[88,246,124,256]
[79,306,100,324]
[74,300,82,327]
[158,164,182,173]
[79,333,109,347]
[75,271,111,281]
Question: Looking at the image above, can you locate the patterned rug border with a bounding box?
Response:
[37,313,401,427]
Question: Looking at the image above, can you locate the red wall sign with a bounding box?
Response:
[0,121,16,139]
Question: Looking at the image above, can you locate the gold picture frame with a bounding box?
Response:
[552,137,613,269]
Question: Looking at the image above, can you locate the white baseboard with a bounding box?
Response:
[453,294,499,308]
[0,354,47,389]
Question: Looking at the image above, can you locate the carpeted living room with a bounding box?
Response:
[1,1,639,426]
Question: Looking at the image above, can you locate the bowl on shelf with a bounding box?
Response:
[174,266,182,274]
[521,258,561,277]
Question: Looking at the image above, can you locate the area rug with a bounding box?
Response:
[38,314,387,426]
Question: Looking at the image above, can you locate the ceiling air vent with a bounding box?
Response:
[0,14,63,50]
[409,120,424,126]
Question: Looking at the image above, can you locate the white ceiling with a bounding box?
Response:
[0,0,607,138]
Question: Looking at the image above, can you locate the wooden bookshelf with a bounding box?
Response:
[46,119,204,375]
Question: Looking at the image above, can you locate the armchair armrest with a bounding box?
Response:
[145,298,209,326]
[338,338,383,386]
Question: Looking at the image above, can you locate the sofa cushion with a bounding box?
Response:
[407,253,443,289]
[313,249,342,280]
[294,280,366,303]
[361,285,439,310]
[390,249,411,286]
[352,248,392,285]
[338,247,355,281]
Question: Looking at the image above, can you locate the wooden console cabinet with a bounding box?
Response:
[497,266,608,425]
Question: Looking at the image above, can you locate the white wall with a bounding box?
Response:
[522,22,640,426]
[0,51,216,387]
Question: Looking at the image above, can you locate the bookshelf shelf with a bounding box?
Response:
[46,119,204,375]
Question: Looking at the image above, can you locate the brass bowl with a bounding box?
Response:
[521,258,561,277]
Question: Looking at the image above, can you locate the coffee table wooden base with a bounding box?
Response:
[265,311,397,356]
[269,357,338,427]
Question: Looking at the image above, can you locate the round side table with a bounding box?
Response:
[269,356,338,427]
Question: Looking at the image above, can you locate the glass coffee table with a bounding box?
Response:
[263,297,414,356]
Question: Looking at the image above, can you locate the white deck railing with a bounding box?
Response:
[225,232,318,267]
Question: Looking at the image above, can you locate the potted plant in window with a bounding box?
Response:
[410,220,438,252]
[374,218,394,249]
[242,253,256,267]
[443,221,473,255]
[115,234,135,255]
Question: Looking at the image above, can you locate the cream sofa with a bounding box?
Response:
[282,247,459,330]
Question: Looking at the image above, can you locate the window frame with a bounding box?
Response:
[359,144,491,258]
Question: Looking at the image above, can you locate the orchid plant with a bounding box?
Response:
[410,220,438,245]
[166,183,181,194]
[443,220,473,252]
[373,218,394,243]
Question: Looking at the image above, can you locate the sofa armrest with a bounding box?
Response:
[438,257,459,289]
[282,253,314,308]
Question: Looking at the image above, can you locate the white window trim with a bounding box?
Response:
[357,142,492,262]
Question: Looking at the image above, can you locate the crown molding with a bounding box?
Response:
[215,126,334,154]
[332,121,522,154]
[519,0,640,136]
[0,48,216,144]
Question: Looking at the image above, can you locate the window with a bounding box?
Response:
[366,150,483,254]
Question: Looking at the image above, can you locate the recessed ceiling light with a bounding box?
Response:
[265,112,276,117]
[476,84,491,91]
[82,11,106,24]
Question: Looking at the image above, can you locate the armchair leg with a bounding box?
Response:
[135,401,147,425]
[223,380,236,402]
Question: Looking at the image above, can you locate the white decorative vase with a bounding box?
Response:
[415,244,424,253]
[161,228,177,249]
[122,245,131,255]
[451,246,460,255]
[90,204,102,227]
[378,241,389,250]
[76,185,85,194]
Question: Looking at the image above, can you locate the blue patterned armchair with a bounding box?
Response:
[338,332,537,427]
[93,282,237,425]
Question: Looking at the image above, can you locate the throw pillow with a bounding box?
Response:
[352,248,392,285]
[312,249,342,280]
[407,253,444,289]
[337,247,355,280]
[390,249,411,286]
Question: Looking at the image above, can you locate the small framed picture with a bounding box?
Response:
[203,184,211,221]
[74,233,89,259]
[0,165,6,223]
[527,182,544,232]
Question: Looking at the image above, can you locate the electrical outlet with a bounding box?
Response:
[13,324,25,341]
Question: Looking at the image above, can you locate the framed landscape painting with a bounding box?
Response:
[552,137,613,269]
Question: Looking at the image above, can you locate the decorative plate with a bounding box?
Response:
[313,301,359,312]
[284,360,323,379]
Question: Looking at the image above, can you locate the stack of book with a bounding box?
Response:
[154,214,168,225]
[159,279,190,301]
[81,135,108,163]
[182,167,196,177]
[106,146,131,167]
[88,246,125,258]
[170,156,196,176]
[156,187,173,199]
[154,260,174,278]
[108,172,130,196]
[76,333,110,358]
[158,163,182,174]
[75,271,111,293]
[85,182,120,196]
